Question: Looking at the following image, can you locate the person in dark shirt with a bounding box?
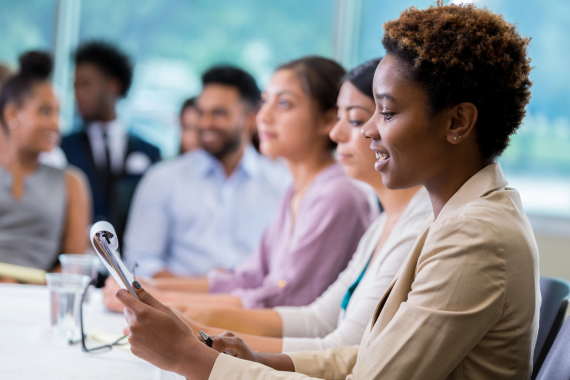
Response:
[61,41,161,244]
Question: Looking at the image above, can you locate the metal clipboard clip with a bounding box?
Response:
[90,221,139,300]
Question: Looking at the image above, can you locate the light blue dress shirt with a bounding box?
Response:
[123,146,290,277]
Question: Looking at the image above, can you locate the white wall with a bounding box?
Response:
[537,235,570,281]
[530,216,570,281]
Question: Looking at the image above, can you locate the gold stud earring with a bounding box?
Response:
[453,136,457,141]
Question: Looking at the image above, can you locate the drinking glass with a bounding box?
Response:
[45,273,90,336]
[59,254,99,279]
[60,254,100,305]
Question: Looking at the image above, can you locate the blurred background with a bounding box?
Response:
[1,0,569,277]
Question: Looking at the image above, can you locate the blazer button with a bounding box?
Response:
[278,280,287,288]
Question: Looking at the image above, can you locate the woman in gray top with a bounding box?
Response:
[0,51,91,281]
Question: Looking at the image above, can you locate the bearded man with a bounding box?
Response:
[123,66,289,278]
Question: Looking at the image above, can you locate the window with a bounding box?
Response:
[76,0,336,157]
[0,0,56,66]
[358,0,570,218]
[2,0,568,218]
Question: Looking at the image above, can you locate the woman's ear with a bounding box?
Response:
[446,102,478,144]
[318,108,338,137]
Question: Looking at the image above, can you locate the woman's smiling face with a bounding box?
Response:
[330,80,377,183]
[361,54,450,190]
[9,81,60,153]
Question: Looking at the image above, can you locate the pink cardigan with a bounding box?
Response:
[208,164,377,308]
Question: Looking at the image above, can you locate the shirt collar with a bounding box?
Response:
[436,162,509,222]
[187,145,261,179]
[87,119,124,136]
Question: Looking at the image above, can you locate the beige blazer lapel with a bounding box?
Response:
[369,276,397,328]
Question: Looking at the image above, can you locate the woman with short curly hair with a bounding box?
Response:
[112,3,539,379]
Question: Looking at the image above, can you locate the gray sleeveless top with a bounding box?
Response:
[0,164,66,270]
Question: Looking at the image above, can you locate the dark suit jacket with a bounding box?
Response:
[61,131,161,243]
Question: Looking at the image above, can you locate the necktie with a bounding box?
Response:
[100,129,113,204]
[102,130,112,175]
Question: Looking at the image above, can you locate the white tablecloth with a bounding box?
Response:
[0,284,181,380]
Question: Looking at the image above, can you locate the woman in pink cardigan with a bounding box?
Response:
[103,56,376,311]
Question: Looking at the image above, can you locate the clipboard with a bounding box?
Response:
[90,221,139,300]
[0,262,46,284]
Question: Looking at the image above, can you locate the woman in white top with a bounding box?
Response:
[168,58,432,353]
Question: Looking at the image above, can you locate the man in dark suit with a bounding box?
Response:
[61,41,161,244]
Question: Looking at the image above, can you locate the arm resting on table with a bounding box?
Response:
[176,305,283,338]
[153,276,210,292]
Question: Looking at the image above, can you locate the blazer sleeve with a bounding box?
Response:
[209,346,359,380]
[350,217,507,379]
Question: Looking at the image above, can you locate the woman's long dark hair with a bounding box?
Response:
[344,58,383,101]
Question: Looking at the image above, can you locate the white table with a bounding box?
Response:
[0,284,181,380]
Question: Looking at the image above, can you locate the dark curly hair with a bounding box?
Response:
[75,41,133,97]
[382,1,532,161]
[201,65,261,109]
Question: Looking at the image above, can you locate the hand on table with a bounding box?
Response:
[116,282,219,380]
[152,269,176,278]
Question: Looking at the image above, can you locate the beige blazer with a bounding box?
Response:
[209,163,540,380]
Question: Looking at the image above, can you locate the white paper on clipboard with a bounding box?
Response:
[90,221,139,300]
